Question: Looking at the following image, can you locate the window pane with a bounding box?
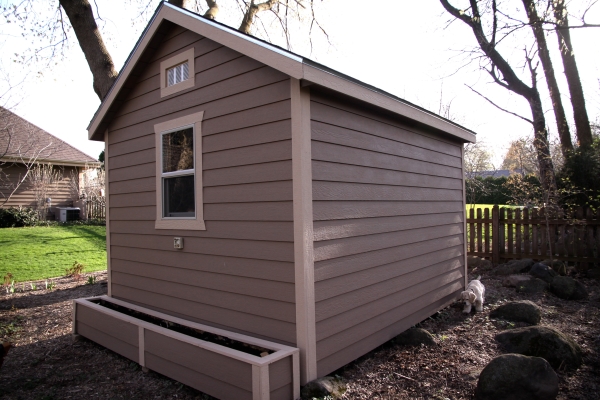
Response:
[163,175,195,217]
[182,62,189,81]
[162,128,194,173]
[167,68,175,86]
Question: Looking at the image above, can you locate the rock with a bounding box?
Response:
[490,301,541,325]
[493,259,534,276]
[475,354,558,400]
[587,269,600,280]
[541,260,567,275]
[301,376,346,399]
[502,274,532,287]
[394,328,436,347]
[516,278,548,294]
[468,256,493,271]
[530,263,558,283]
[550,276,588,300]
[495,326,583,370]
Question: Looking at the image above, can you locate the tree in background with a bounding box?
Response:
[4,0,327,101]
[501,138,538,176]
[440,0,558,203]
[27,163,62,220]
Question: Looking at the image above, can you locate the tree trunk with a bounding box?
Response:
[58,0,117,101]
[553,0,593,148]
[239,0,278,34]
[204,0,219,20]
[522,0,573,157]
[439,0,558,200]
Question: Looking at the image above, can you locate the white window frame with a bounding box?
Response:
[154,111,205,230]
[160,48,195,98]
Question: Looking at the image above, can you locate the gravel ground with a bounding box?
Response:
[0,270,598,399]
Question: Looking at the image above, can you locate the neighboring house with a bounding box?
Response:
[0,107,101,217]
[72,3,476,399]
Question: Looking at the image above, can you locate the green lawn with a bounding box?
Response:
[0,225,106,282]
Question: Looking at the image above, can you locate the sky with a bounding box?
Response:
[1,0,599,166]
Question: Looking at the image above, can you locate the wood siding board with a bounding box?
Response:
[316,258,464,323]
[110,247,294,282]
[204,201,293,221]
[145,353,252,400]
[316,280,463,362]
[310,93,463,154]
[312,121,462,168]
[75,303,139,345]
[110,192,155,208]
[315,246,464,302]
[313,200,464,221]
[270,383,293,400]
[110,220,294,242]
[110,233,294,262]
[109,206,155,221]
[76,321,139,363]
[316,291,458,376]
[203,140,292,170]
[111,284,296,343]
[314,235,464,281]
[144,329,253,391]
[109,148,154,170]
[204,181,293,204]
[204,160,293,187]
[203,120,292,153]
[312,141,462,179]
[312,160,462,190]
[312,181,463,202]
[313,223,463,262]
[110,69,289,132]
[313,213,464,241]
[268,356,293,391]
[110,177,155,195]
[109,162,154,182]
[316,265,464,340]
[110,262,295,303]
[109,135,155,157]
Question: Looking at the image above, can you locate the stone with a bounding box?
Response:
[516,278,548,294]
[502,274,532,287]
[493,259,535,276]
[490,301,541,325]
[541,260,567,275]
[550,276,588,300]
[495,326,583,370]
[301,376,346,399]
[530,263,558,283]
[467,256,493,271]
[475,354,558,400]
[394,328,436,347]
[587,269,600,280]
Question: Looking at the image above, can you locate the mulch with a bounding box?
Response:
[0,270,598,399]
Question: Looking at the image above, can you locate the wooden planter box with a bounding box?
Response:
[73,296,300,400]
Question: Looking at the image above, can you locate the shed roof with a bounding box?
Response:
[88,1,477,144]
[0,107,100,167]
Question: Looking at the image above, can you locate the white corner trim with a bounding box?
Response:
[291,78,317,384]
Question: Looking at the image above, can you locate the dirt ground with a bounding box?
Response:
[0,270,598,400]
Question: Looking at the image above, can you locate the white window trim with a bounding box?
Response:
[160,48,195,98]
[154,111,205,230]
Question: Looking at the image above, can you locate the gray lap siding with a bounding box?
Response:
[311,90,465,376]
[106,26,295,345]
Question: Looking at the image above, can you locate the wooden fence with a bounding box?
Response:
[85,195,106,220]
[467,205,600,269]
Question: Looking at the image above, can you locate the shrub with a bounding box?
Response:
[0,207,39,228]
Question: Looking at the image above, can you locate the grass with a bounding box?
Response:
[0,225,106,282]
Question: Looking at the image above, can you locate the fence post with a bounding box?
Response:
[492,205,499,265]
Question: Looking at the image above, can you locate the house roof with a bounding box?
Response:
[0,107,101,167]
[88,1,477,143]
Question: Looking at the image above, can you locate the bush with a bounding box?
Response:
[556,144,600,209]
[466,176,512,205]
[0,207,39,228]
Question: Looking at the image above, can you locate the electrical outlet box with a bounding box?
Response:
[173,237,184,249]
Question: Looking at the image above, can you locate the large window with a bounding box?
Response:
[154,111,205,230]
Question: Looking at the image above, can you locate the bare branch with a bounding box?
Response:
[465,84,533,124]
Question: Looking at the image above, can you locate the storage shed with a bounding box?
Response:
[74,2,476,399]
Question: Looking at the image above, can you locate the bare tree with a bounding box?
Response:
[440,0,558,202]
[552,0,593,148]
[522,0,573,157]
[28,163,62,220]
[5,0,328,101]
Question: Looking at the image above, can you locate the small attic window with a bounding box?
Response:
[160,48,195,97]
[167,62,189,87]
